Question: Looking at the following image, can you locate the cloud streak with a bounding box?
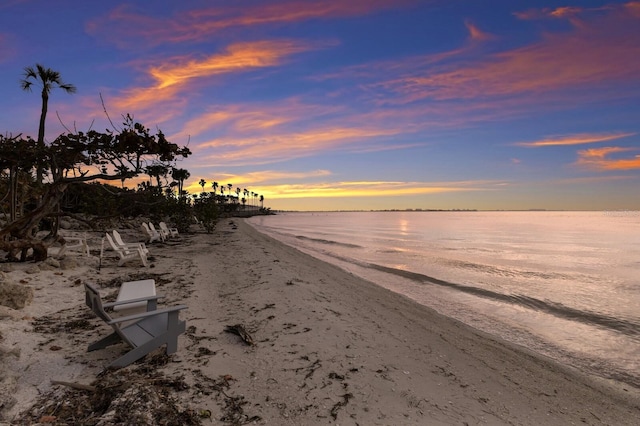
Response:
[575,147,640,171]
[110,40,317,116]
[86,0,416,47]
[364,3,640,106]
[196,125,405,166]
[515,132,635,147]
[258,179,504,199]
[149,40,319,90]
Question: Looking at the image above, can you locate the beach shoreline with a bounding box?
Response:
[1,219,639,424]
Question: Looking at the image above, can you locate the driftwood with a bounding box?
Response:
[224,324,255,346]
[51,380,97,392]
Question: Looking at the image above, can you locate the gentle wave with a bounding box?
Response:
[295,235,363,249]
[366,262,640,339]
[318,249,640,340]
[440,258,572,280]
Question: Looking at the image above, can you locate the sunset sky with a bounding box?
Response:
[1,0,639,211]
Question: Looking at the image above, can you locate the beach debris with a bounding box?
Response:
[224,324,255,346]
[17,367,201,425]
[51,380,97,392]
[330,392,353,420]
[220,392,261,425]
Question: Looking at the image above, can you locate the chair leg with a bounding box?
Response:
[88,332,122,351]
[108,336,169,368]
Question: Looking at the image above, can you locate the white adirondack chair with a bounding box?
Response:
[102,233,147,267]
[55,234,90,258]
[141,222,161,243]
[149,222,166,242]
[112,230,149,255]
[159,222,179,238]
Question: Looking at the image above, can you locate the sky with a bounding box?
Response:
[1,0,639,211]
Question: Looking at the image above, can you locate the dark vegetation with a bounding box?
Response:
[1,63,271,262]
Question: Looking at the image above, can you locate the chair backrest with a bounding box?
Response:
[149,222,165,241]
[104,232,121,252]
[159,222,168,232]
[112,230,124,246]
[84,283,112,323]
[141,223,154,238]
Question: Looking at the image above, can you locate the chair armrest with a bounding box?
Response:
[107,305,187,324]
[103,294,163,308]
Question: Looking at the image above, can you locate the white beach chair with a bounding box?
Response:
[55,234,90,258]
[141,222,161,243]
[112,230,149,255]
[149,222,166,242]
[102,233,148,267]
[159,222,179,238]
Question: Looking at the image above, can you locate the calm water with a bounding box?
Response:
[248,211,640,388]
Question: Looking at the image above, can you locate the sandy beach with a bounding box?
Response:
[1,219,639,425]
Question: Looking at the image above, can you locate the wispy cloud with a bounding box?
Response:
[513,6,590,21]
[149,40,320,89]
[365,3,640,105]
[464,20,495,42]
[257,179,504,199]
[184,173,505,201]
[86,0,417,47]
[185,169,332,192]
[111,40,317,115]
[515,132,635,147]
[575,146,640,171]
[196,125,405,166]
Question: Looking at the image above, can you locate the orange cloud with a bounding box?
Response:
[515,132,635,147]
[87,1,416,47]
[111,40,315,116]
[150,40,316,89]
[575,146,640,171]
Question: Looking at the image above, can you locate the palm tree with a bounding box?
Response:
[260,194,264,209]
[20,64,76,185]
[20,64,76,147]
[199,178,206,193]
[171,168,191,200]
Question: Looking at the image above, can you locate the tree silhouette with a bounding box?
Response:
[0,115,191,261]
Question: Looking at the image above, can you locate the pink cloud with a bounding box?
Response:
[86,0,417,47]
[371,3,640,105]
[464,20,495,41]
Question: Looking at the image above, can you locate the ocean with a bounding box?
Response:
[248,211,640,389]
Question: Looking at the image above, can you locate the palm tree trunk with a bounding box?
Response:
[36,90,48,184]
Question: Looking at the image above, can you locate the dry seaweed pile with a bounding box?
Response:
[14,355,202,426]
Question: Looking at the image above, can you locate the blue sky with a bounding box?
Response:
[1,0,639,211]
